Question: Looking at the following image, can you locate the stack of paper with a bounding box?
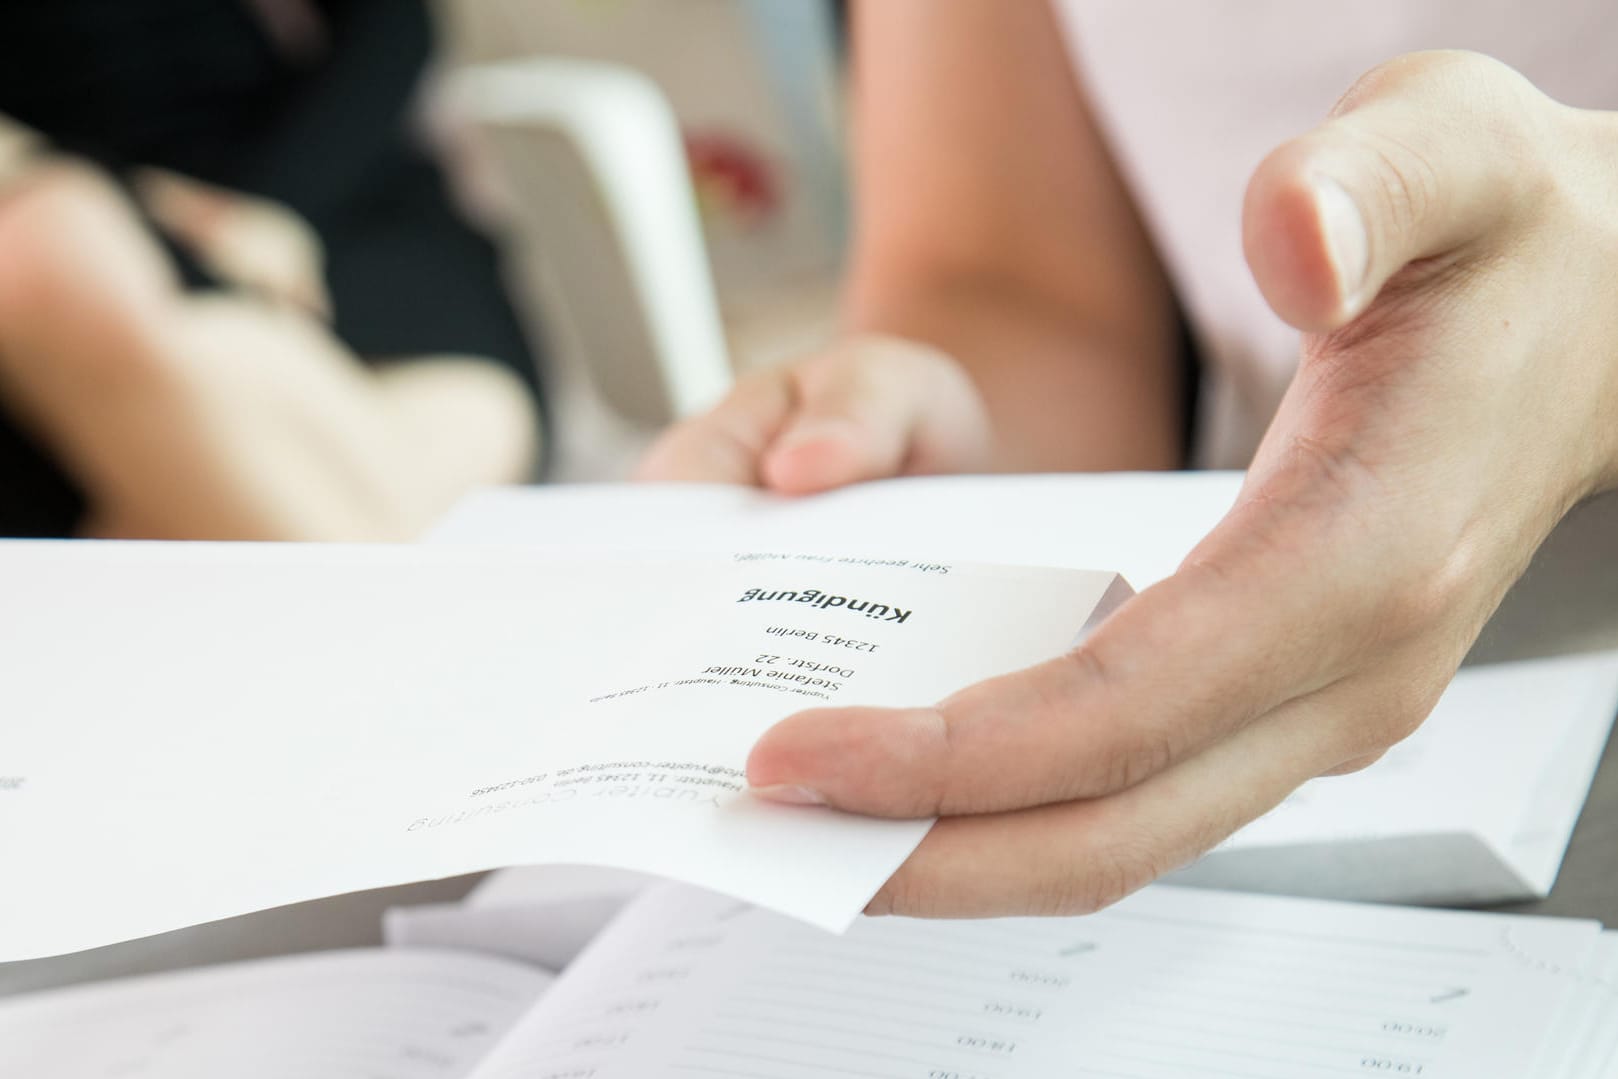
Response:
[1173,650,1618,903]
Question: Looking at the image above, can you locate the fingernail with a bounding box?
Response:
[750,784,826,806]
[1311,173,1368,310]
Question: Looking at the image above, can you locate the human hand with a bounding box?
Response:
[636,333,994,492]
[0,136,329,320]
[0,117,42,187]
[746,50,1618,916]
[136,169,331,319]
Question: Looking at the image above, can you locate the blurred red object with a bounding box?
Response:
[685,131,780,228]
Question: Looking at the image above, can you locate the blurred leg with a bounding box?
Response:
[0,164,538,540]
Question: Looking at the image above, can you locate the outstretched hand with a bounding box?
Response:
[747,51,1618,916]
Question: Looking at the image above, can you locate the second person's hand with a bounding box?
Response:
[636,333,995,492]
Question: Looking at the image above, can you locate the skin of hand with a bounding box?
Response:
[0,117,41,186]
[0,126,330,319]
[135,168,333,319]
[737,50,1618,917]
[637,333,997,491]
[0,163,537,540]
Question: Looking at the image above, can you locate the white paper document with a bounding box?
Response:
[0,542,1123,960]
[430,472,1245,589]
[6,884,1615,1079]
[435,477,1618,903]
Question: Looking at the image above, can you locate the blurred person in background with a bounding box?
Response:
[0,0,543,540]
[644,2,1618,916]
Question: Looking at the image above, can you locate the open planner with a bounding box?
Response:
[431,476,1618,904]
[2,882,1614,1079]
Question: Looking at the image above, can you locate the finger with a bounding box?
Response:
[0,117,43,187]
[760,336,977,495]
[865,680,1378,918]
[136,168,231,243]
[749,447,1422,816]
[634,367,796,485]
[1243,50,1554,331]
[135,169,331,317]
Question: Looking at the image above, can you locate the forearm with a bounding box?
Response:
[846,269,1183,473]
[844,0,1184,474]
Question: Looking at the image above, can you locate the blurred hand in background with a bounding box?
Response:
[0,0,544,540]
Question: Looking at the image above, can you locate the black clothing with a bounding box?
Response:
[0,0,544,536]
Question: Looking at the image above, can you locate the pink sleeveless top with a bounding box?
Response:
[1054,0,1618,465]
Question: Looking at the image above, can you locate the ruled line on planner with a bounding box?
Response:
[517,1007,653,1033]
[1091,1025,1432,1069]
[765,946,1017,982]
[674,1065,905,1079]
[707,1011,1023,1055]
[683,1044,946,1076]
[697,1026,1019,1065]
[743,971,1049,1014]
[1100,1015,1443,1054]
[544,1001,663,1024]
[1141,967,1446,1006]
[761,957,1068,998]
[743,970,1048,1012]
[1119,983,1436,1035]
[786,932,1048,968]
[1099,910,1491,957]
[502,1029,635,1050]
[721,1002,1022,1048]
[1089,1044,1381,1078]
[868,910,1485,984]
[1133,936,1484,979]
[1153,958,1479,994]
[758,958,987,994]
[729,990,1032,1031]
[870,917,1080,952]
[765,950,1021,986]
[1093,999,1444,1043]
[1131,982,1440,1021]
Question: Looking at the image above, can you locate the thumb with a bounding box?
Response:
[1243,51,1552,332]
[761,335,973,495]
